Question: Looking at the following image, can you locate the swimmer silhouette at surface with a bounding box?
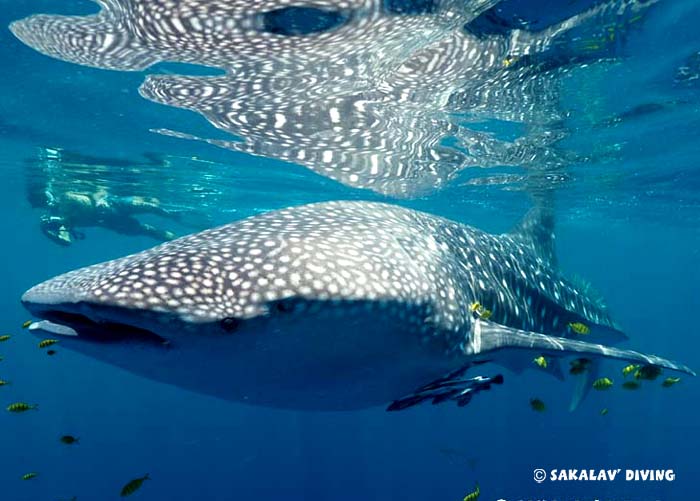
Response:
[27,147,180,246]
[39,189,177,246]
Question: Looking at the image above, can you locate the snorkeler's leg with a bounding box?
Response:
[138,222,176,241]
[111,196,179,219]
[107,216,175,241]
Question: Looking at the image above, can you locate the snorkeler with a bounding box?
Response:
[38,188,178,246]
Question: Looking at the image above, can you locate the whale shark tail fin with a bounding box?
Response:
[471,319,695,377]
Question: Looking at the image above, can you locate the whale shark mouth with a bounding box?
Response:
[27,307,168,346]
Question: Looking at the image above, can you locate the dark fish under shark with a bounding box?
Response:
[22,201,693,411]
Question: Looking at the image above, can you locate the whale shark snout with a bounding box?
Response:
[23,279,97,310]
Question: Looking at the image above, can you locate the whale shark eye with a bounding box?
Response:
[220,317,240,333]
[275,301,295,313]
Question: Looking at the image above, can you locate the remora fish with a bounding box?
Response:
[21,201,693,411]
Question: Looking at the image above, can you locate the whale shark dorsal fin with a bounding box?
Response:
[510,206,557,266]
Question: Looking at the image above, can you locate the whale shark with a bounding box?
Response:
[9,0,652,197]
[22,201,694,411]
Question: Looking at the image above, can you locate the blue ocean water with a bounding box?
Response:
[1,1,699,500]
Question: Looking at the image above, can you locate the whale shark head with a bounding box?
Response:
[21,202,470,409]
[22,202,450,344]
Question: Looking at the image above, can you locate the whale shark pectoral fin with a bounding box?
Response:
[472,319,696,376]
[386,365,504,411]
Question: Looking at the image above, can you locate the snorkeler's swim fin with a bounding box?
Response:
[470,319,696,376]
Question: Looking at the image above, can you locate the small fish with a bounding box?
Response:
[592,377,614,390]
[568,322,590,335]
[38,339,59,349]
[622,364,639,377]
[600,408,609,416]
[529,398,546,412]
[662,377,681,388]
[0,379,9,386]
[22,320,32,328]
[635,365,662,381]
[463,484,480,501]
[622,381,640,390]
[569,358,591,375]
[121,474,150,497]
[502,56,518,68]
[47,350,57,356]
[7,402,38,412]
[22,472,38,481]
[533,356,548,369]
[60,435,80,445]
[469,302,492,320]
[0,335,10,342]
